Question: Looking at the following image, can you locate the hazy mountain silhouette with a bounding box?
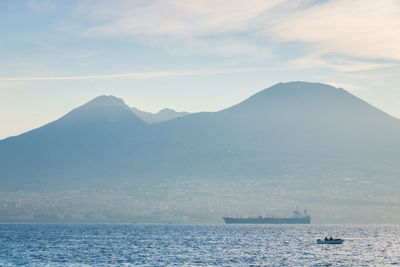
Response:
[152,82,400,176]
[1,82,399,190]
[131,107,189,123]
[0,95,151,188]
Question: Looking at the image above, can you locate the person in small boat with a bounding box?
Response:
[329,237,333,240]
[324,237,328,241]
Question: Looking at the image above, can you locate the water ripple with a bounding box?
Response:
[0,224,399,266]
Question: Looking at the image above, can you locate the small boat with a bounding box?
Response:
[317,238,344,244]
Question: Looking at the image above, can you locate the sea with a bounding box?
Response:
[0,224,399,266]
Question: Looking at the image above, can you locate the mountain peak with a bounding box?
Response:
[157,108,186,116]
[255,81,342,98]
[158,108,174,113]
[229,81,347,110]
[84,95,127,108]
[56,95,143,125]
[132,107,189,123]
[219,81,399,128]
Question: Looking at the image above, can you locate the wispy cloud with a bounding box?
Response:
[75,0,286,59]
[270,0,400,60]
[288,54,398,72]
[29,0,400,67]
[0,67,275,82]
[83,0,283,38]
[28,0,56,14]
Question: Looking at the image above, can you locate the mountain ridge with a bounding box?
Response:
[131,106,189,124]
[0,81,399,224]
[1,81,399,168]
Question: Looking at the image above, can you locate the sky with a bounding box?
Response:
[1,0,400,140]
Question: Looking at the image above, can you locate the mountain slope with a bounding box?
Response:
[153,82,400,174]
[1,82,400,223]
[0,95,150,189]
[0,82,399,188]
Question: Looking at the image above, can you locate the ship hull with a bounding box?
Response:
[223,216,311,224]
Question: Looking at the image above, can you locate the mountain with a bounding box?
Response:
[153,82,400,175]
[0,82,399,223]
[131,107,189,123]
[0,95,150,188]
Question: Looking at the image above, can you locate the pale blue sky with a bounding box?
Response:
[1,0,400,139]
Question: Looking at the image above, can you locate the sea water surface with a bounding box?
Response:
[0,224,399,266]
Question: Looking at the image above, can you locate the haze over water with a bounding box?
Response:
[1,1,400,266]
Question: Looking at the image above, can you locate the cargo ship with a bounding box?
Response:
[223,209,310,224]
